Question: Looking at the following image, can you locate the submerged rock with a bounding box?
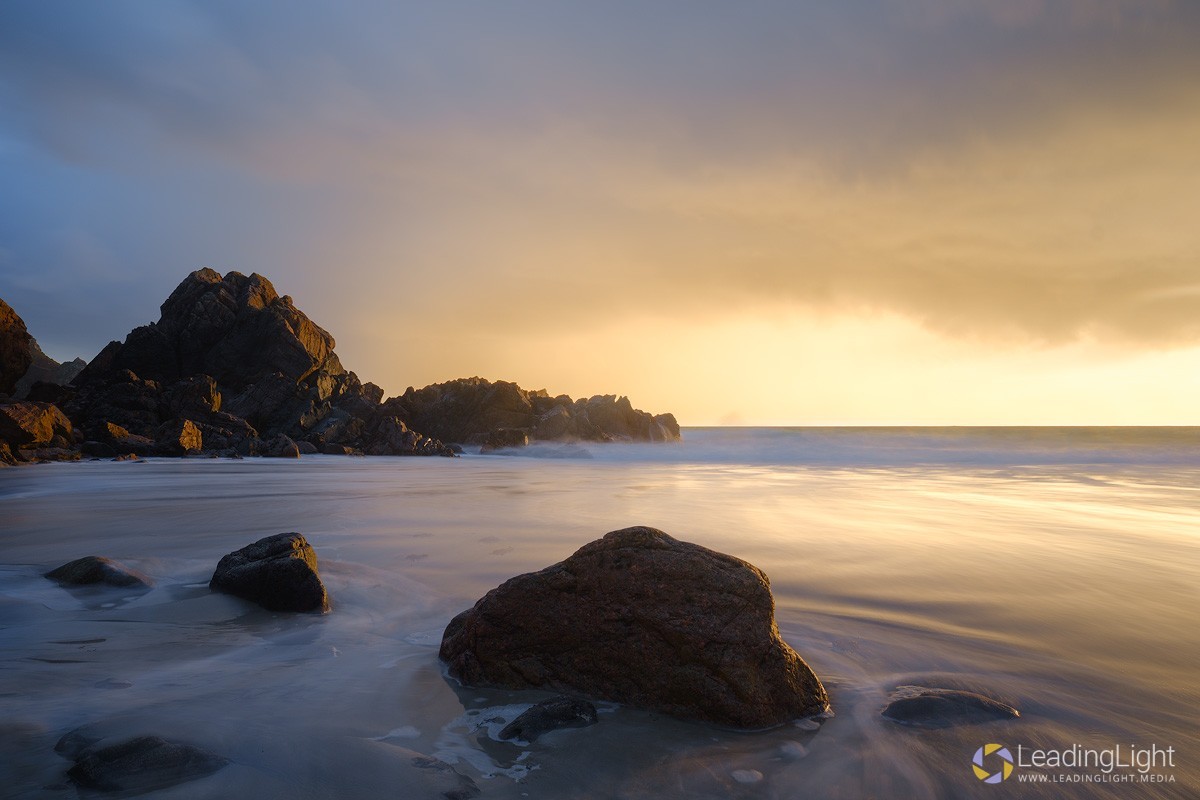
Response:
[881,687,1020,728]
[60,733,227,794]
[440,526,829,729]
[210,532,330,612]
[45,556,153,589]
[498,696,598,742]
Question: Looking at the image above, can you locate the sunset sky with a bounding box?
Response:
[2,1,1199,425]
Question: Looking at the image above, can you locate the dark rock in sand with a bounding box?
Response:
[45,556,153,589]
[499,696,598,742]
[0,401,73,448]
[61,733,227,793]
[440,526,829,729]
[0,297,33,396]
[881,687,1020,728]
[210,532,330,612]
[479,427,530,453]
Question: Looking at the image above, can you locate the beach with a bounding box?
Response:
[2,427,1197,798]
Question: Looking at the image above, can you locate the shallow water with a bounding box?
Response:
[1,428,1197,798]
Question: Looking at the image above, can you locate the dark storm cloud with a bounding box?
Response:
[1,0,1199,366]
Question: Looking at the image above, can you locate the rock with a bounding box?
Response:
[498,696,598,742]
[162,374,221,418]
[479,427,530,454]
[390,377,681,446]
[62,270,431,458]
[45,556,153,589]
[209,532,330,612]
[881,687,1020,728]
[296,440,318,455]
[440,526,828,729]
[0,401,73,447]
[155,418,203,455]
[364,416,455,457]
[62,734,227,793]
[81,440,117,457]
[261,432,300,458]
[101,420,155,456]
[533,405,572,439]
[12,338,86,399]
[0,297,33,396]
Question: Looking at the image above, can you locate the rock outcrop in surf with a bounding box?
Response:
[1,268,681,462]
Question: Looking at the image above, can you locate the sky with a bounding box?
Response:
[2,1,1199,425]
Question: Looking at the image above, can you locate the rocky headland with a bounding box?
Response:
[0,269,679,464]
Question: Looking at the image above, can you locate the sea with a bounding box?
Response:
[1,427,1197,798]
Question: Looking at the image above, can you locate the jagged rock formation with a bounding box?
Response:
[3,269,681,461]
[64,269,453,457]
[385,377,681,446]
[0,297,33,396]
[12,339,86,400]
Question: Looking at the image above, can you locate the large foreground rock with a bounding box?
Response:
[210,532,330,612]
[439,526,829,729]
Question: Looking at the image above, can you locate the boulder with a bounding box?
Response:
[45,556,153,589]
[498,696,598,742]
[439,527,828,729]
[60,733,227,793]
[261,432,300,458]
[210,532,330,612]
[0,297,33,396]
[0,401,73,447]
[881,687,1020,728]
[533,405,572,440]
[101,420,155,456]
[364,416,455,457]
[155,418,203,455]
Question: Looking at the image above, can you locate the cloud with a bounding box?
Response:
[2,0,1199,371]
